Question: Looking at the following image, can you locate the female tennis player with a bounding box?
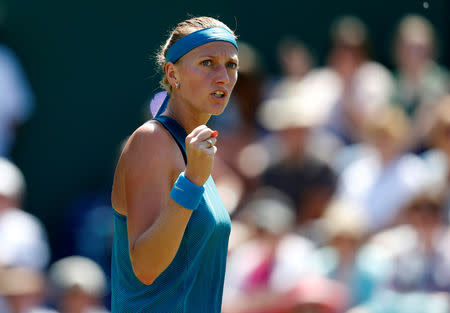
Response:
[110,16,238,312]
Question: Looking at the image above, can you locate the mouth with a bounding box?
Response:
[211,90,227,99]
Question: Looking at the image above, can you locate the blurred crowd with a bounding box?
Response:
[1,12,450,313]
[215,14,450,313]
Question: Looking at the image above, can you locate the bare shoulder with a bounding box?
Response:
[123,121,177,164]
[111,120,184,215]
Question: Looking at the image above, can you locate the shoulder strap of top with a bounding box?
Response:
[153,115,188,164]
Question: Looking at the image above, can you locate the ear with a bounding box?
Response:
[164,62,180,90]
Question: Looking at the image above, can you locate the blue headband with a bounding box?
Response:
[166,27,238,63]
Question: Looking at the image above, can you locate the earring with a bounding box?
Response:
[175,82,179,89]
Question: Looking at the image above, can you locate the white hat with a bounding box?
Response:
[239,188,295,235]
[258,70,337,131]
[323,198,368,239]
[0,157,25,201]
[48,256,106,297]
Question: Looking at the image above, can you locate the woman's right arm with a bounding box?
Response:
[121,123,216,285]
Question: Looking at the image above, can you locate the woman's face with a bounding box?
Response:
[174,41,239,116]
[394,37,432,76]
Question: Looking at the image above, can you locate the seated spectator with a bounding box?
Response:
[0,266,57,313]
[391,15,450,152]
[380,194,450,292]
[337,107,429,231]
[0,158,52,313]
[48,256,109,313]
[250,82,338,243]
[318,200,373,306]
[304,16,394,145]
[0,157,50,269]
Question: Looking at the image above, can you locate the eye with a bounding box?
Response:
[200,59,212,66]
[227,62,238,69]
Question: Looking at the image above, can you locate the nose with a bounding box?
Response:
[215,64,230,85]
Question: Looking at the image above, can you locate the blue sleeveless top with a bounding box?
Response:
[111,115,231,313]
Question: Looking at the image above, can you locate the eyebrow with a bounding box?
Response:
[198,55,238,61]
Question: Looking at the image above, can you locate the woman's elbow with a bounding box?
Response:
[135,269,157,285]
[130,249,161,285]
[131,260,159,285]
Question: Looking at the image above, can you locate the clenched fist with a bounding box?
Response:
[184,125,219,186]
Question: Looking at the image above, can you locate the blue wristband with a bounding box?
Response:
[170,172,205,211]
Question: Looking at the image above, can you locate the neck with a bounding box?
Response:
[163,94,211,133]
[402,60,431,81]
[0,195,19,213]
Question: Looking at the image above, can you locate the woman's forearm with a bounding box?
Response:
[130,198,193,285]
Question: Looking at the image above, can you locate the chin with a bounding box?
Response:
[209,101,228,116]
[214,106,229,116]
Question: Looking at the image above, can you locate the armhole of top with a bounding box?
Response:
[113,208,127,220]
[153,117,187,165]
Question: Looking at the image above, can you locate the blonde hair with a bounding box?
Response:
[156,16,236,92]
[395,14,435,47]
[364,106,410,143]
